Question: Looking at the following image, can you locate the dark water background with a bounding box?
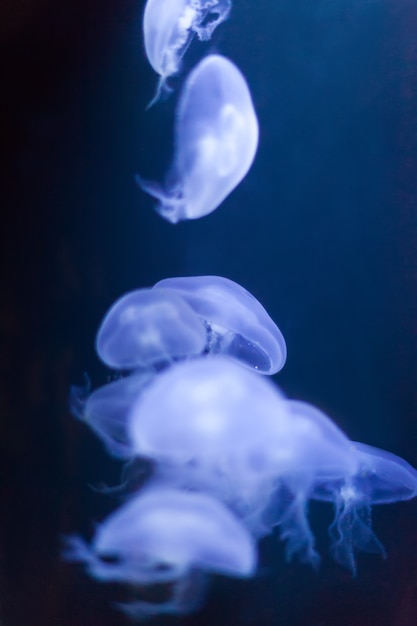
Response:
[1,0,417,624]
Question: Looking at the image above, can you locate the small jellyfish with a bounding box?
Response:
[137,54,259,222]
[311,441,417,573]
[95,288,207,370]
[70,372,154,459]
[154,275,286,374]
[64,487,256,617]
[143,0,231,106]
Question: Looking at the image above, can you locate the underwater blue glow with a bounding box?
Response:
[137,54,259,222]
[143,0,231,106]
[65,1,417,618]
[65,487,256,617]
[154,275,286,374]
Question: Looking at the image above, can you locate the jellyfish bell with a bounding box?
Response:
[72,372,154,460]
[137,54,259,222]
[311,442,417,573]
[127,356,294,524]
[351,442,417,503]
[127,356,288,475]
[280,401,359,480]
[64,487,256,617]
[143,0,232,106]
[154,275,286,374]
[95,288,207,370]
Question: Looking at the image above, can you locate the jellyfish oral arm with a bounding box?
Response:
[135,174,185,223]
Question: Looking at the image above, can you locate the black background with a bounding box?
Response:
[1,0,417,624]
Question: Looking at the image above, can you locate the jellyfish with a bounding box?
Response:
[95,288,207,370]
[126,357,361,567]
[127,355,294,535]
[70,372,154,459]
[137,54,259,222]
[259,400,359,567]
[143,0,232,106]
[310,441,417,574]
[64,487,256,617]
[154,275,286,374]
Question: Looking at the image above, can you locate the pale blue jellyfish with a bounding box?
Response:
[143,0,232,105]
[70,372,154,459]
[126,357,362,567]
[254,400,359,566]
[64,487,256,617]
[154,275,286,373]
[311,441,417,573]
[71,275,286,460]
[127,355,291,533]
[137,54,259,222]
[95,288,207,370]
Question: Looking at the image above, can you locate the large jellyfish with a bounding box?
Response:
[137,54,259,222]
[95,288,207,370]
[311,441,417,573]
[154,275,286,374]
[127,356,290,506]
[64,487,256,617]
[143,0,232,105]
[127,356,360,565]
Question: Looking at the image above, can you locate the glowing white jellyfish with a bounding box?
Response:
[154,275,286,374]
[127,358,287,474]
[137,54,259,222]
[95,288,207,370]
[64,487,256,617]
[311,441,417,573]
[126,357,359,565]
[143,0,232,105]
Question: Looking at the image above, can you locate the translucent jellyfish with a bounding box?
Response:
[95,288,207,370]
[154,275,286,374]
[127,357,361,566]
[137,54,259,222]
[127,357,289,521]
[64,487,256,617]
[311,441,417,573]
[143,0,232,105]
[261,400,359,566]
[70,372,154,459]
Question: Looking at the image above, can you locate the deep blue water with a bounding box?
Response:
[1,0,417,624]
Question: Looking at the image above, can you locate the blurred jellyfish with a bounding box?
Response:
[143,0,232,106]
[95,288,207,370]
[154,275,286,374]
[70,372,154,459]
[137,54,259,222]
[311,441,417,573]
[127,357,361,568]
[64,487,256,617]
[127,356,288,508]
